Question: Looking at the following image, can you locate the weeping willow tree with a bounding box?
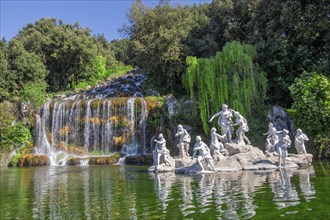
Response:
[183,41,267,133]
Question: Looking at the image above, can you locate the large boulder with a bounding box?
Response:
[224,143,250,155]
[215,157,242,172]
[286,154,313,168]
[267,105,295,135]
[148,154,176,172]
[230,145,267,163]
[174,156,195,168]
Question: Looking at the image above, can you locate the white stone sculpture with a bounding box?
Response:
[210,127,228,160]
[295,129,309,154]
[192,136,216,172]
[278,129,291,167]
[153,133,174,168]
[232,111,251,145]
[263,122,282,155]
[209,104,233,143]
[175,124,191,158]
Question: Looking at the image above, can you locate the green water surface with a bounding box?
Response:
[0,162,329,219]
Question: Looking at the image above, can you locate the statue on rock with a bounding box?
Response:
[295,129,309,154]
[175,124,191,158]
[210,127,228,161]
[263,122,282,155]
[232,111,251,145]
[192,136,216,172]
[209,104,233,143]
[153,133,174,168]
[278,129,291,167]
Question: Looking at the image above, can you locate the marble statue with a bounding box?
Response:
[175,124,191,158]
[192,136,216,172]
[295,129,309,154]
[209,104,233,143]
[263,122,282,155]
[153,133,174,168]
[232,111,251,145]
[278,129,291,167]
[210,127,229,160]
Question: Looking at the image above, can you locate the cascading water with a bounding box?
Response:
[35,97,148,165]
[34,71,149,166]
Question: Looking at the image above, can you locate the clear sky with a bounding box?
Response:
[1,0,212,42]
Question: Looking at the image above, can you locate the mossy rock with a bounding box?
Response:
[16,154,50,167]
[67,152,121,165]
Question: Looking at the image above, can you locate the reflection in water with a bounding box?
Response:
[270,168,316,210]
[271,168,299,209]
[153,172,176,213]
[0,165,319,219]
[151,167,316,219]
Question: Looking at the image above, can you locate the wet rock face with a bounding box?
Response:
[267,106,295,135]
[125,154,153,165]
[83,72,147,98]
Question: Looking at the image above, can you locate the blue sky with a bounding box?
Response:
[1,0,212,42]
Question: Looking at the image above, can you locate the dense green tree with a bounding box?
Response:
[249,0,329,106]
[289,71,330,158]
[0,40,14,101]
[110,39,131,64]
[14,18,118,92]
[125,1,209,92]
[7,39,48,91]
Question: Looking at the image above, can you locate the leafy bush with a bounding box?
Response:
[20,81,47,108]
[289,71,330,158]
[10,153,22,166]
[1,122,32,150]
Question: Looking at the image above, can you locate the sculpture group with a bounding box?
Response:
[150,104,311,173]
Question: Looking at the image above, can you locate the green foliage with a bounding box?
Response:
[1,122,32,150]
[183,41,267,133]
[0,41,14,101]
[249,0,329,106]
[92,55,108,81]
[125,1,209,92]
[13,18,130,93]
[289,71,330,158]
[20,81,47,108]
[10,153,22,167]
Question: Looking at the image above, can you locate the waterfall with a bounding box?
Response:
[35,97,148,165]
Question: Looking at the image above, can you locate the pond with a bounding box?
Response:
[1,162,329,219]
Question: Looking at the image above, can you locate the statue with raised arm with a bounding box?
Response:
[192,136,216,172]
[232,111,251,145]
[278,129,291,167]
[153,133,174,168]
[209,104,233,143]
[175,124,191,158]
[263,122,282,155]
[210,127,229,159]
[295,129,309,154]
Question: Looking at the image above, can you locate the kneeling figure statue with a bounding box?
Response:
[153,133,174,168]
[193,136,216,172]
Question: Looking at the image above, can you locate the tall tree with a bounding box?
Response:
[0,40,14,101]
[125,1,209,92]
[183,42,267,132]
[248,0,330,106]
[14,18,117,92]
